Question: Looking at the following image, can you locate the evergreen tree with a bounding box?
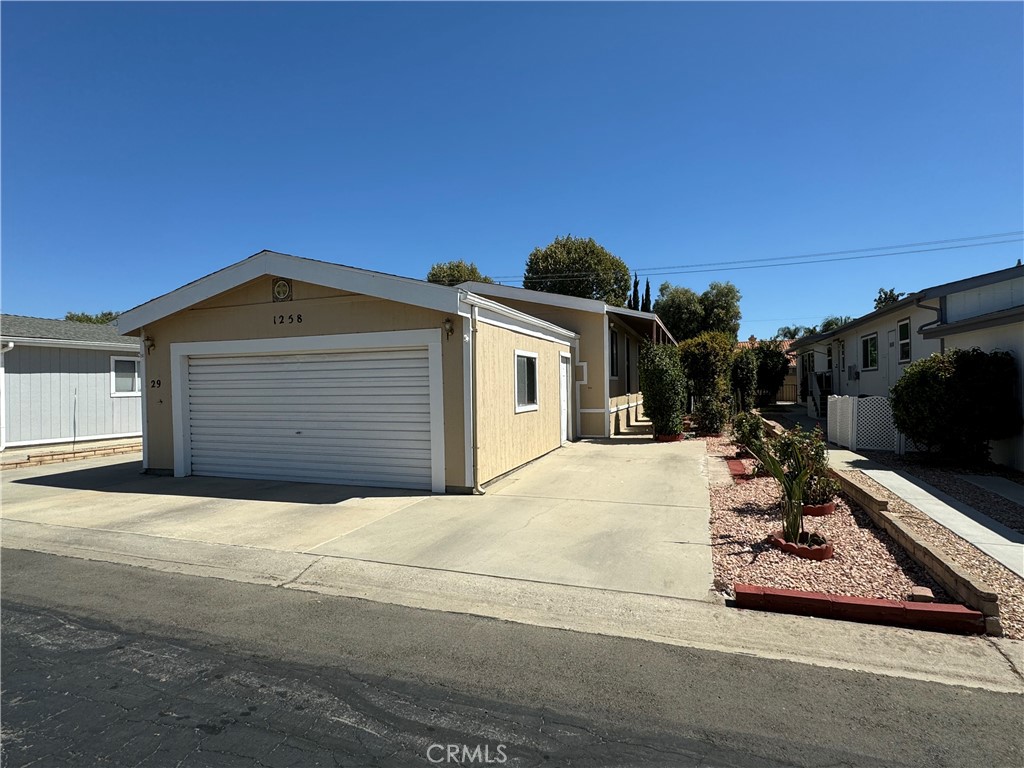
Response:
[641,279,652,312]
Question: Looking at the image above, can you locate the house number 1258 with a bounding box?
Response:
[273,314,303,325]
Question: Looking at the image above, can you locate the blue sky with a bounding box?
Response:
[2,2,1022,340]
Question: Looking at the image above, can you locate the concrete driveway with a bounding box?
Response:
[1,439,713,599]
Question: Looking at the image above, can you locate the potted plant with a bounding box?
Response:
[772,425,839,515]
[748,430,834,561]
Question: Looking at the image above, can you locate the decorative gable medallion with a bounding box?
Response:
[272,278,292,302]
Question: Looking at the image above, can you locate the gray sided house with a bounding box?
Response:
[790,263,1024,470]
[1,315,143,449]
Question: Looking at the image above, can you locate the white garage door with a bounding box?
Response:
[185,349,433,489]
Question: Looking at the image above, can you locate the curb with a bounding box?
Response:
[734,583,985,635]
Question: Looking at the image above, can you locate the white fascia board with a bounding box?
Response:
[0,337,139,352]
[458,282,606,314]
[117,251,464,334]
[462,293,578,346]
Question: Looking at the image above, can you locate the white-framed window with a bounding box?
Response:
[609,328,619,378]
[897,319,911,363]
[110,356,141,397]
[515,350,539,413]
[861,333,879,371]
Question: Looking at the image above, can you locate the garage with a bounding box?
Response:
[169,330,446,492]
[186,348,433,489]
[114,250,577,493]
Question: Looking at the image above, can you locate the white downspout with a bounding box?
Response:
[471,305,483,494]
[0,342,14,451]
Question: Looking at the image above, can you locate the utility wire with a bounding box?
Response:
[492,234,1023,285]
[489,230,1024,282]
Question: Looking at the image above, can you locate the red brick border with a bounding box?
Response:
[734,583,985,635]
[726,459,749,483]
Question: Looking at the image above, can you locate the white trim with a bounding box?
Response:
[117,251,465,334]
[609,397,643,413]
[168,330,446,493]
[139,331,149,469]
[602,320,611,437]
[1,337,137,351]
[0,341,12,450]
[897,317,912,364]
[514,349,539,414]
[462,315,474,488]
[4,431,142,448]
[427,340,446,493]
[110,355,142,397]
[458,283,677,344]
[559,351,572,442]
[463,295,577,345]
[575,359,587,438]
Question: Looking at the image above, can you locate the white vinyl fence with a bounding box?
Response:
[827,395,921,453]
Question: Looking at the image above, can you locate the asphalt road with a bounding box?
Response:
[2,549,1021,768]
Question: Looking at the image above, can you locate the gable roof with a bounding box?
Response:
[1,314,138,349]
[790,262,1024,352]
[114,250,579,344]
[117,250,470,334]
[457,281,677,343]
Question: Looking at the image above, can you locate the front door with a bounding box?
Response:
[886,330,897,390]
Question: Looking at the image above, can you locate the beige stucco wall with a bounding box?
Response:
[136,277,468,487]
[474,321,567,484]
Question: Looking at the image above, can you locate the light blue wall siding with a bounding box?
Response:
[4,345,142,444]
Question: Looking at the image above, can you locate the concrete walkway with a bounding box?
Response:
[960,474,1024,508]
[830,450,1024,578]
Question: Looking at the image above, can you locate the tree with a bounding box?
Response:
[874,287,906,310]
[65,311,119,324]
[678,331,734,434]
[641,279,651,312]
[637,342,687,438]
[700,281,742,339]
[731,348,758,413]
[629,273,640,311]
[653,283,703,341]
[774,325,815,340]
[523,235,630,305]
[754,339,791,406]
[819,315,852,333]
[426,260,493,287]
[653,281,742,341]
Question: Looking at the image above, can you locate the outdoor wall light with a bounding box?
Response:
[143,335,156,353]
[443,317,455,340]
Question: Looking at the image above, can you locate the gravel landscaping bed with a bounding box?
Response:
[709,444,950,605]
[857,451,1024,536]
[846,469,1024,641]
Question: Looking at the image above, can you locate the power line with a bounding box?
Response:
[492,234,1023,285]
[489,230,1024,282]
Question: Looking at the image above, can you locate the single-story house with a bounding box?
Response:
[790,263,1024,469]
[115,250,580,493]
[458,282,676,437]
[1,315,143,449]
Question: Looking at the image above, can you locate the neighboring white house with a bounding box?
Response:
[790,263,1024,470]
[1,315,143,450]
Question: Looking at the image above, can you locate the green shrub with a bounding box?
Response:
[679,331,734,397]
[732,411,765,452]
[891,348,1023,463]
[695,396,730,435]
[753,340,790,406]
[731,348,758,412]
[638,342,687,438]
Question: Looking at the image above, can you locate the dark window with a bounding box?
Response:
[897,319,911,363]
[610,329,619,378]
[516,353,538,411]
[861,334,879,370]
